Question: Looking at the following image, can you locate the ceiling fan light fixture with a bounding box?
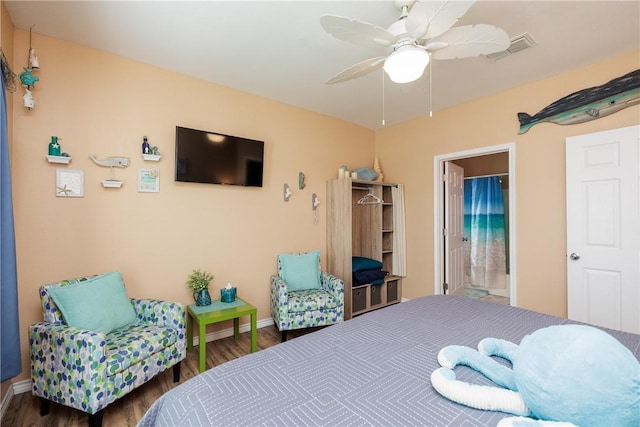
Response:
[383,45,429,84]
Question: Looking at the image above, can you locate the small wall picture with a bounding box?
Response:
[56,169,84,197]
[138,168,159,193]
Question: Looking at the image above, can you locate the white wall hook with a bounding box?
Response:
[312,193,320,223]
[284,183,292,202]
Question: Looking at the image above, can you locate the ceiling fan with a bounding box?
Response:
[321,0,510,84]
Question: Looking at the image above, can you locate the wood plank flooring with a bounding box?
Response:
[3,325,312,427]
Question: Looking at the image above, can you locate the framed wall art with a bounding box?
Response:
[56,169,84,197]
[138,168,159,193]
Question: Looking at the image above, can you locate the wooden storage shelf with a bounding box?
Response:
[327,178,403,319]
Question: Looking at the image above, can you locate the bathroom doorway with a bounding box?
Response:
[433,143,516,306]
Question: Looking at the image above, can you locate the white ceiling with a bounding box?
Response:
[5,1,640,130]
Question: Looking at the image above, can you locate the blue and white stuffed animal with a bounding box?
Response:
[431,324,639,426]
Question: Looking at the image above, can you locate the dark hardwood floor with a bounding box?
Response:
[3,325,312,427]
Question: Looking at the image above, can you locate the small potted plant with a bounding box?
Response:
[186,268,215,306]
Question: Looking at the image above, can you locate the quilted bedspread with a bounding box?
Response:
[138,295,640,426]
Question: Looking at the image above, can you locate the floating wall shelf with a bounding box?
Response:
[142,154,161,162]
[46,155,71,164]
[101,180,123,188]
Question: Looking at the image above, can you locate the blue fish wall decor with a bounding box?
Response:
[517,69,640,134]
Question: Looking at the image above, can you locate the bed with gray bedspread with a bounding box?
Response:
[138,295,640,426]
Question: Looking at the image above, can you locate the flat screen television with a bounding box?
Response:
[175,126,264,187]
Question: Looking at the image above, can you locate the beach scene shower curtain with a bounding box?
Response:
[463,176,507,289]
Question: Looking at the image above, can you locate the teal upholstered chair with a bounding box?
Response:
[270,251,344,342]
[29,272,186,427]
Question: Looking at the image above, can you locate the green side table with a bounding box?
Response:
[186,297,257,372]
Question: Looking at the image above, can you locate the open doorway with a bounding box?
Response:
[433,143,517,306]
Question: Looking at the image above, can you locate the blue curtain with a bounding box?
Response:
[463,177,507,289]
[0,66,21,382]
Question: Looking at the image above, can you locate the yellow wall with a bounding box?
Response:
[376,50,640,315]
[9,29,374,383]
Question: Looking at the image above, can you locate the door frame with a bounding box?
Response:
[433,142,517,305]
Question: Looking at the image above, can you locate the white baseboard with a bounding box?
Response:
[1,379,30,420]
[0,383,14,421]
[11,379,31,394]
[0,316,274,425]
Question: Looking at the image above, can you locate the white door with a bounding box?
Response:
[566,125,639,334]
[444,162,465,296]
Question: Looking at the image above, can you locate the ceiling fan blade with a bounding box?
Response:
[320,15,396,48]
[425,24,510,59]
[325,56,387,84]
[406,0,476,40]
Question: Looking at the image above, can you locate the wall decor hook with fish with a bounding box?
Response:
[89,155,130,188]
[517,69,640,134]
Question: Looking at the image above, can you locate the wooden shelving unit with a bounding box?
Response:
[327,178,402,319]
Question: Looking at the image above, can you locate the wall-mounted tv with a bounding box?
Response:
[175,126,264,187]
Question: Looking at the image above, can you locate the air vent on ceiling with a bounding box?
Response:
[483,33,536,61]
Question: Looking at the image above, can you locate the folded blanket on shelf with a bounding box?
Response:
[353,268,386,286]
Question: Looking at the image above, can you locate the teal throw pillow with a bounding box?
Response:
[279,251,322,292]
[48,271,137,334]
[352,256,383,272]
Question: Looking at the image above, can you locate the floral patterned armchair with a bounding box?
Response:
[29,272,186,427]
[270,251,344,342]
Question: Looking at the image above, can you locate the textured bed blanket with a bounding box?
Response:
[138,295,640,427]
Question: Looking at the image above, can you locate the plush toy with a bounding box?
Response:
[431,324,639,427]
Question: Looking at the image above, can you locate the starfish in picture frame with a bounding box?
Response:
[56,184,71,196]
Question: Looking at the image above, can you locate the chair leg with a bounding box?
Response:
[88,410,103,427]
[281,331,287,342]
[173,361,181,382]
[39,397,50,416]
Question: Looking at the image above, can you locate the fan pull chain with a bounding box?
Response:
[382,70,386,126]
[429,59,433,118]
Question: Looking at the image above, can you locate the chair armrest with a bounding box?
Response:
[270,275,288,321]
[132,299,187,357]
[321,271,345,306]
[29,322,108,394]
[131,299,185,328]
